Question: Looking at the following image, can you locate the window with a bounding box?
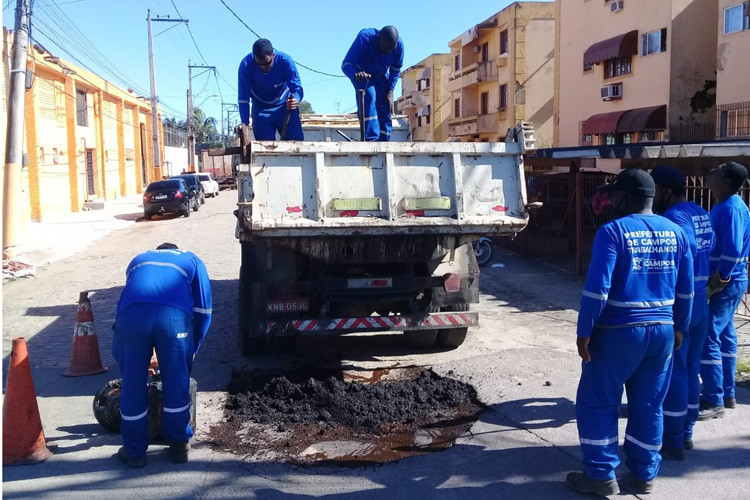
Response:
[481,91,489,115]
[581,134,592,146]
[583,61,593,72]
[481,42,489,62]
[418,115,423,127]
[604,134,616,145]
[604,56,632,79]
[724,3,749,34]
[499,84,508,110]
[720,110,729,138]
[455,97,460,118]
[76,89,88,127]
[642,28,667,55]
[500,29,508,55]
[426,114,430,125]
[454,53,461,71]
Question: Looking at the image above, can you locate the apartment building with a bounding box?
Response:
[556,0,719,148]
[2,28,164,226]
[447,2,555,146]
[396,53,452,141]
[716,0,750,139]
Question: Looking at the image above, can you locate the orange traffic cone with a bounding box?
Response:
[63,291,107,377]
[3,337,54,465]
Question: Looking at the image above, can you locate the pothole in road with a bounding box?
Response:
[207,366,486,465]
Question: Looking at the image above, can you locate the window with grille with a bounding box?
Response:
[455,97,460,118]
[724,3,749,34]
[481,42,489,62]
[500,29,508,54]
[499,84,508,110]
[481,91,489,115]
[454,53,461,71]
[76,89,88,127]
[604,56,632,79]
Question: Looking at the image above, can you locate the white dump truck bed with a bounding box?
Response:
[236,122,535,238]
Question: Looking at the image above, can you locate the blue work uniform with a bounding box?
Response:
[113,248,212,458]
[701,194,750,406]
[576,214,693,482]
[342,28,404,141]
[238,50,304,140]
[661,202,712,448]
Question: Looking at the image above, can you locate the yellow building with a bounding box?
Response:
[716,0,750,139]
[556,0,719,148]
[396,53,452,142]
[447,2,555,146]
[2,28,164,227]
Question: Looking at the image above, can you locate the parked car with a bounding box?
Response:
[143,178,199,219]
[172,173,206,205]
[198,172,220,198]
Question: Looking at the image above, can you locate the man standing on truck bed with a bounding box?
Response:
[342,26,403,142]
[567,169,693,496]
[238,38,304,140]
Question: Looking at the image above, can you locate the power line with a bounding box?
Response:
[218,0,345,79]
[169,0,208,65]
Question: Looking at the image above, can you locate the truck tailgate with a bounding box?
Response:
[238,140,532,238]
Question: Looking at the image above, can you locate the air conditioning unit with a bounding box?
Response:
[610,1,624,12]
[472,46,482,53]
[601,83,623,100]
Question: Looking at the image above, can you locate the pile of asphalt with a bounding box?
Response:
[224,369,478,430]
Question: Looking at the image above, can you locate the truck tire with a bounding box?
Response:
[435,303,470,348]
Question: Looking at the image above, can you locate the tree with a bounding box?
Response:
[299,100,314,114]
[193,108,221,145]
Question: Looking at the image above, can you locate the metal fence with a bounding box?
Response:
[501,167,750,316]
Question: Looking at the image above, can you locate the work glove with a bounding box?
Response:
[354,71,371,81]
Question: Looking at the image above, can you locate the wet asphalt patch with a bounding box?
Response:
[207,366,485,465]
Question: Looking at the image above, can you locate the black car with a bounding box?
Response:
[143,178,199,219]
[172,174,206,205]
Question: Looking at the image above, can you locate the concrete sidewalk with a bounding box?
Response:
[2,195,144,275]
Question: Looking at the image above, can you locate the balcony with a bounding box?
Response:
[397,93,417,111]
[448,112,501,137]
[448,60,499,92]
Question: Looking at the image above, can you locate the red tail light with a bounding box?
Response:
[443,273,461,293]
[143,193,151,202]
[174,190,184,198]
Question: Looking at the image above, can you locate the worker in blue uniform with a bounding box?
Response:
[651,165,713,458]
[238,38,304,140]
[113,243,212,467]
[342,25,404,141]
[699,161,750,420]
[567,169,693,497]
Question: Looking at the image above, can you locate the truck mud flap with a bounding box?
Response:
[262,312,478,336]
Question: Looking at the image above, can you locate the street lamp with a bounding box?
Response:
[194,93,218,110]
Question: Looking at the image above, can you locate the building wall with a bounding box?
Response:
[396,53,452,141]
[523,17,555,148]
[717,0,750,106]
[557,0,719,147]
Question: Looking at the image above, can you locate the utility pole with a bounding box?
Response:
[187,63,215,170]
[221,102,238,145]
[3,0,31,258]
[147,11,187,177]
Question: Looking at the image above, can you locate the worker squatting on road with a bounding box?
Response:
[567,169,694,497]
[112,243,212,468]
[238,38,304,140]
[699,161,750,420]
[650,165,713,459]
[342,26,403,142]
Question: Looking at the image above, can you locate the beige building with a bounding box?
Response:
[447,2,555,146]
[556,0,719,148]
[2,28,164,230]
[396,53,452,141]
[716,0,750,139]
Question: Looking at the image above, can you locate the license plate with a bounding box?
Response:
[153,194,167,200]
[347,278,392,289]
[267,298,309,313]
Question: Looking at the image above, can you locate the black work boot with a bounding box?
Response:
[116,446,147,468]
[659,446,686,461]
[623,473,654,495]
[697,404,725,421]
[683,437,694,450]
[724,397,736,409]
[566,471,620,496]
[169,441,190,463]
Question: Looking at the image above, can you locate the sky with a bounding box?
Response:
[3,0,552,132]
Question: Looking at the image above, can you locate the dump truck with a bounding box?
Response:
[200,150,236,189]
[221,121,536,355]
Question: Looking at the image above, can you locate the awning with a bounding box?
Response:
[418,67,432,81]
[583,30,638,65]
[582,110,628,135]
[617,105,667,132]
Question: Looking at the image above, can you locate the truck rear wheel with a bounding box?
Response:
[435,303,470,348]
[403,330,439,348]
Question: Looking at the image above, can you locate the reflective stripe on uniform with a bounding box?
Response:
[580,436,618,446]
[625,434,661,451]
[582,290,608,300]
[193,307,212,314]
[720,255,747,263]
[663,409,688,417]
[607,299,675,308]
[676,292,694,299]
[128,261,188,279]
[701,359,722,365]
[721,352,738,358]
[121,408,149,421]
[687,403,700,409]
[695,276,709,281]
[163,403,191,413]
